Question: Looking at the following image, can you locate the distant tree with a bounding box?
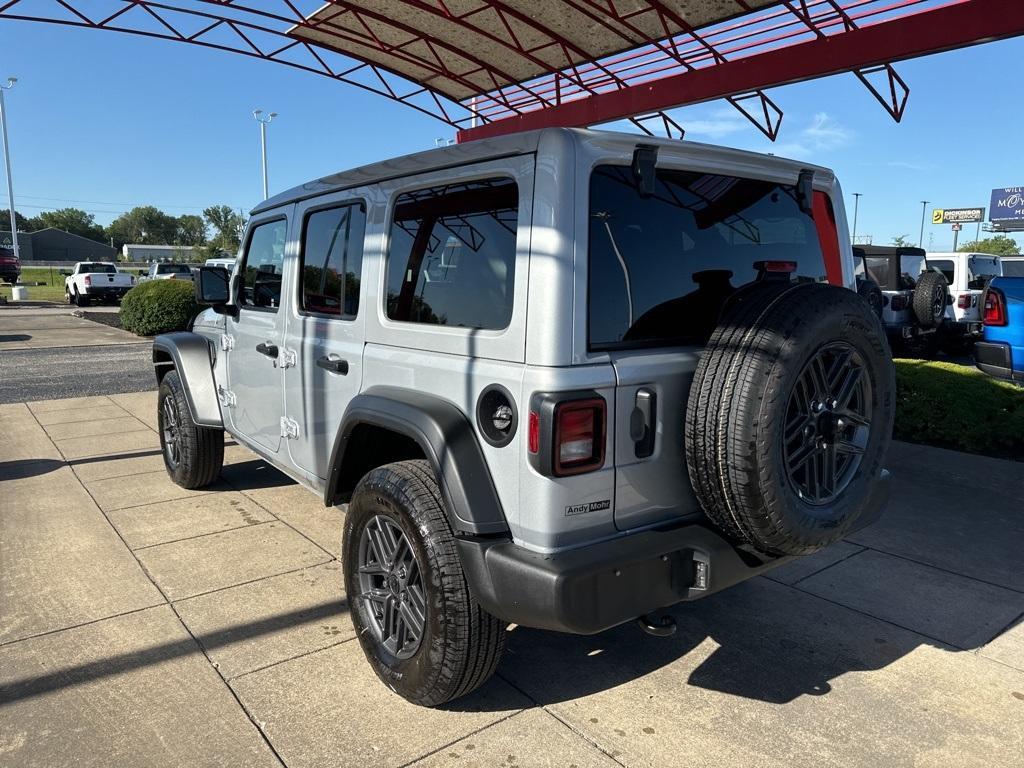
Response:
[106,206,179,250]
[0,209,33,233]
[203,205,246,255]
[957,235,1020,256]
[890,234,915,248]
[32,208,107,243]
[175,214,208,246]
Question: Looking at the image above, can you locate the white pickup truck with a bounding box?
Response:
[63,262,134,306]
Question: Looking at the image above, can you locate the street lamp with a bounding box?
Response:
[919,200,929,248]
[851,193,862,244]
[253,109,278,201]
[0,77,18,261]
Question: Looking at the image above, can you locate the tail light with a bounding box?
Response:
[983,288,1008,326]
[554,399,605,476]
[890,294,908,311]
[957,294,972,309]
[83,275,92,286]
[527,393,607,477]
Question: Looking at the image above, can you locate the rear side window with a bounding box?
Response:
[929,259,955,284]
[82,263,116,274]
[239,219,288,310]
[300,203,367,318]
[588,165,826,349]
[386,178,518,330]
[968,256,1001,289]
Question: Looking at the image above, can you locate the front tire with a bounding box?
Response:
[157,370,224,489]
[344,460,505,707]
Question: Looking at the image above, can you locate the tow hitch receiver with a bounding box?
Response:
[636,612,677,637]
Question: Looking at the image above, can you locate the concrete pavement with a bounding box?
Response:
[1,392,1022,767]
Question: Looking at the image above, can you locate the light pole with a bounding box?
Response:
[0,77,18,261]
[851,193,862,244]
[253,109,277,200]
[919,200,929,248]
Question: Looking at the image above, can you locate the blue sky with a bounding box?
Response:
[1,18,1022,252]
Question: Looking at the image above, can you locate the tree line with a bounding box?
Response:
[0,205,247,259]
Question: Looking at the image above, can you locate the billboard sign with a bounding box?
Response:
[932,207,985,225]
[989,187,1024,223]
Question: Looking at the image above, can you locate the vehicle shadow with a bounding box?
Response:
[447,564,1019,712]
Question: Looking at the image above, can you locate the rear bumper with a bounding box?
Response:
[84,285,131,298]
[884,323,933,341]
[974,341,1021,382]
[946,320,984,338]
[460,471,891,635]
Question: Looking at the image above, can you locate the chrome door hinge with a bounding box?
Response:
[280,416,300,440]
[217,386,237,408]
[279,347,297,369]
[220,334,235,352]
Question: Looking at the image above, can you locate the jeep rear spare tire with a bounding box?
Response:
[685,282,895,556]
[912,271,948,328]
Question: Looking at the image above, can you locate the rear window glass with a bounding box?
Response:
[968,256,1001,289]
[386,178,518,330]
[1003,260,1024,277]
[157,264,192,274]
[81,263,116,274]
[588,165,826,349]
[898,255,926,289]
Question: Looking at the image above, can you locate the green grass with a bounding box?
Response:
[894,359,1024,460]
[2,266,69,302]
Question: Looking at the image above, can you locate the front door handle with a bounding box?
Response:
[316,356,349,375]
[256,342,278,359]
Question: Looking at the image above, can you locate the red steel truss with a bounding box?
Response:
[2,0,1022,143]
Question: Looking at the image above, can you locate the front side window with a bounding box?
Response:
[239,219,288,310]
[588,165,827,349]
[300,203,367,318]
[386,178,518,330]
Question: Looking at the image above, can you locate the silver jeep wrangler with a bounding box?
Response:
[153,128,894,706]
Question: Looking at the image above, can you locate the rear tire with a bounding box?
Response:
[75,290,90,307]
[343,460,505,707]
[912,271,948,328]
[857,278,884,319]
[685,282,895,556]
[157,370,224,489]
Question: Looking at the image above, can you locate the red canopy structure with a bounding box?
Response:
[3,0,1022,142]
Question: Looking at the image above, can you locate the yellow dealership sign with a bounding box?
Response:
[932,207,985,224]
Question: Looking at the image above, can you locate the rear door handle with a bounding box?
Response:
[316,356,349,375]
[255,342,278,358]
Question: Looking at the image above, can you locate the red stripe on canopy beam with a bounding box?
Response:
[457,0,1024,142]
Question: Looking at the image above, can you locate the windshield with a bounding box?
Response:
[81,263,116,274]
[588,165,827,348]
[157,264,192,274]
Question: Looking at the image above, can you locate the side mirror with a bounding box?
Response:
[195,266,236,317]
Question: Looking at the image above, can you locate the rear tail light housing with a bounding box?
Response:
[83,275,92,286]
[957,294,972,309]
[890,294,908,311]
[527,392,607,477]
[983,288,1008,326]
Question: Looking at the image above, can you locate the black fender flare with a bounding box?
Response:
[325,387,509,537]
[152,332,223,427]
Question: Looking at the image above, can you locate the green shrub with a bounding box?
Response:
[894,359,1024,459]
[120,279,198,336]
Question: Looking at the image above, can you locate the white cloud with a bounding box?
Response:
[681,118,749,139]
[765,112,853,159]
